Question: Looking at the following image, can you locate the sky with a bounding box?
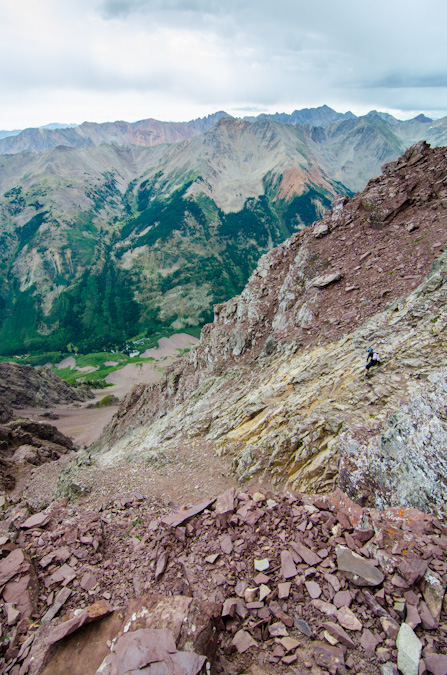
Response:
[1,0,447,130]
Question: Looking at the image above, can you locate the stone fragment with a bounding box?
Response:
[379,616,400,640]
[324,573,341,592]
[5,603,20,626]
[363,589,390,618]
[419,601,438,630]
[253,573,270,585]
[333,590,352,608]
[251,492,265,504]
[258,584,270,602]
[161,498,215,527]
[21,512,51,529]
[324,630,339,646]
[47,600,112,644]
[254,558,269,572]
[280,550,297,579]
[205,554,219,564]
[3,572,38,619]
[360,628,381,656]
[313,641,345,670]
[381,664,399,675]
[423,568,445,624]
[0,548,29,585]
[46,563,76,587]
[42,587,72,623]
[405,604,420,629]
[294,619,314,638]
[155,551,169,580]
[311,599,337,616]
[282,653,297,665]
[305,581,322,599]
[398,558,428,585]
[336,545,384,586]
[424,655,447,675]
[244,588,257,603]
[312,272,343,288]
[80,572,98,592]
[323,621,355,648]
[290,541,321,566]
[337,606,362,631]
[219,535,233,554]
[396,623,422,675]
[232,629,257,654]
[268,621,288,637]
[215,488,235,515]
[313,222,330,238]
[277,636,300,652]
[222,598,238,618]
[278,582,291,599]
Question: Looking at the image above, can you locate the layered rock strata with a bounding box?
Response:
[91,142,447,515]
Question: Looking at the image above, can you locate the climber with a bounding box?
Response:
[365,347,380,376]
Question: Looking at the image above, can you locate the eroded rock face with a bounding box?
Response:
[85,143,447,515]
[0,362,93,411]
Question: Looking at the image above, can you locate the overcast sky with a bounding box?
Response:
[2,0,447,129]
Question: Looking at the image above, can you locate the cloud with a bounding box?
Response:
[1,0,447,127]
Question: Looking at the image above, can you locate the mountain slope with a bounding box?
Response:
[0,112,230,155]
[91,142,447,516]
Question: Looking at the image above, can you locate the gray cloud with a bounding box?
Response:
[1,0,447,128]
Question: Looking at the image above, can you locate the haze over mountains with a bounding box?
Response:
[2,105,447,356]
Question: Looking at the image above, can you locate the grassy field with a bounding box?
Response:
[0,328,200,387]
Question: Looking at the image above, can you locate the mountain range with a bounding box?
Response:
[2,106,447,356]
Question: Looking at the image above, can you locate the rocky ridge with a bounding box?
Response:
[0,363,92,491]
[0,486,447,674]
[88,142,447,517]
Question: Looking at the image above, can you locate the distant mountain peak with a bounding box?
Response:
[412,113,433,123]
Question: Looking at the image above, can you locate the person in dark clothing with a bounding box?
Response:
[365,347,380,376]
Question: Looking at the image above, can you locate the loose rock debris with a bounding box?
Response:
[0,487,446,674]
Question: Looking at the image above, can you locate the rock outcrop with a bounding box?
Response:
[0,362,93,421]
[0,487,446,674]
[90,142,447,516]
[0,363,91,490]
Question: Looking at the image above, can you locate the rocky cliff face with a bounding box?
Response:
[92,142,447,517]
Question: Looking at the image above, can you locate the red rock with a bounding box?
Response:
[215,488,236,515]
[360,628,381,656]
[80,572,98,592]
[0,548,29,585]
[282,653,297,665]
[280,550,297,579]
[323,621,355,648]
[161,498,215,527]
[232,629,257,653]
[254,573,270,585]
[290,541,321,566]
[336,510,353,530]
[45,563,76,587]
[47,600,112,644]
[42,587,72,623]
[21,512,51,529]
[398,557,428,585]
[3,572,38,619]
[337,606,362,631]
[268,621,288,637]
[336,545,384,586]
[269,601,293,627]
[155,552,169,580]
[313,641,345,671]
[311,599,337,616]
[39,552,55,568]
[222,598,238,618]
[405,604,421,629]
[333,590,352,608]
[5,602,20,626]
[362,590,390,618]
[379,616,400,640]
[425,654,447,675]
[353,528,375,543]
[324,573,341,592]
[278,582,291,599]
[419,601,438,630]
[305,580,322,599]
[219,535,233,554]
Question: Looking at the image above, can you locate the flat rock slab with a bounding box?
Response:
[336,545,385,586]
[425,654,447,675]
[396,623,422,675]
[280,550,297,579]
[21,512,51,529]
[232,629,257,654]
[0,548,30,585]
[160,499,215,528]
